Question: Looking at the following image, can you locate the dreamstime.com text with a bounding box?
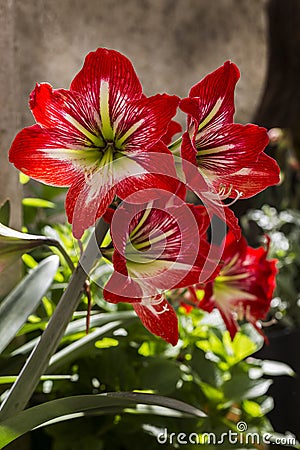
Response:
[156,422,297,446]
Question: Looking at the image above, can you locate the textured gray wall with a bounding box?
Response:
[14,0,267,127]
[0,0,22,229]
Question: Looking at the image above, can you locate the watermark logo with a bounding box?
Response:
[156,423,298,446]
[236,421,247,432]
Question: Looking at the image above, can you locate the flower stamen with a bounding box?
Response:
[140,295,170,315]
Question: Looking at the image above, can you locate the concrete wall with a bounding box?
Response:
[0,0,22,229]
[15,0,268,127]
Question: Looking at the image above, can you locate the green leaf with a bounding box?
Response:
[0,375,73,385]
[0,223,74,277]
[0,219,109,420]
[19,173,30,185]
[0,223,58,247]
[22,198,55,208]
[0,392,206,448]
[22,253,38,268]
[65,311,137,336]
[0,223,56,283]
[229,332,259,364]
[0,255,59,353]
[199,381,224,404]
[223,375,273,401]
[47,321,128,372]
[139,359,182,395]
[95,337,119,349]
[239,323,264,349]
[190,347,222,388]
[10,311,137,357]
[0,201,10,226]
[242,399,263,418]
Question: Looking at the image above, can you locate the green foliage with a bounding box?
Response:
[0,201,10,227]
[0,392,205,448]
[0,255,59,353]
[0,205,297,449]
[22,180,67,232]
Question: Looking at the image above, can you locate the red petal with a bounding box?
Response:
[205,200,241,241]
[116,173,178,203]
[133,299,178,345]
[103,245,150,303]
[116,94,179,152]
[197,284,215,313]
[30,83,102,147]
[103,207,115,224]
[69,151,181,239]
[223,208,241,241]
[108,194,213,292]
[219,308,239,339]
[181,131,197,167]
[116,145,182,201]
[9,125,80,186]
[161,120,182,145]
[187,204,210,236]
[195,124,269,177]
[180,61,240,130]
[180,151,242,240]
[65,173,116,239]
[70,48,143,121]
[200,283,240,339]
[220,231,246,264]
[103,271,143,304]
[218,152,280,199]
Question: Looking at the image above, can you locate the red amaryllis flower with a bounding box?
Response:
[188,232,277,339]
[161,120,182,145]
[180,61,280,202]
[9,48,179,238]
[102,193,215,345]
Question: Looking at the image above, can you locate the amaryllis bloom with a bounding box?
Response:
[188,232,277,339]
[102,193,214,345]
[180,61,280,202]
[9,48,179,239]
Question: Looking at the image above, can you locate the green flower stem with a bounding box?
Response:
[46,239,75,273]
[0,219,109,420]
[168,135,183,154]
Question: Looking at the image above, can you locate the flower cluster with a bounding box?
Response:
[186,233,277,340]
[9,48,279,344]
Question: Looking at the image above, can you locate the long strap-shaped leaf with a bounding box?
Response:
[0,391,206,448]
[11,311,137,357]
[0,255,59,354]
[0,219,108,420]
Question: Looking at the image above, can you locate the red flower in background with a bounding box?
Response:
[180,62,280,201]
[9,48,179,239]
[188,232,277,339]
[102,193,214,345]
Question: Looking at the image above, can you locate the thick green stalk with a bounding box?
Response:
[50,241,76,273]
[0,219,109,420]
[168,135,183,154]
